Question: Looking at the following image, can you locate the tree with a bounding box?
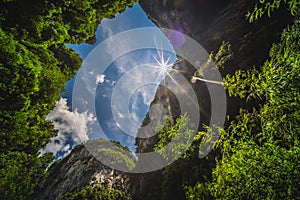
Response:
[153,114,196,161]
[186,18,300,200]
[0,0,138,199]
[0,152,53,200]
[152,114,215,200]
[246,0,300,22]
[209,142,299,199]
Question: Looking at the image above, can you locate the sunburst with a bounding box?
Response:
[151,51,174,80]
[147,51,200,109]
[148,51,184,84]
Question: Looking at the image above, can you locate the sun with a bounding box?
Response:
[152,51,174,79]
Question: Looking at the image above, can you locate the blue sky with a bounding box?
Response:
[44,3,177,159]
[61,3,157,109]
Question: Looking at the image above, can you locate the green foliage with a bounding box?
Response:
[153,114,196,160]
[0,28,43,112]
[186,141,300,200]
[0,0,137,45]
[0,0,138,199]
[194,41,232,78]
[184,182,211,200]
[153,114,215,200]
[59,185,131,200]
[186,19,300,199]
[0,28,67,155]
[246,0,300,22]
[98,148,136,171]
[81,139,136,171]
[0,152,54,200]
[223,19,300,146]
[223,68,263,100]
[210,142,300,199]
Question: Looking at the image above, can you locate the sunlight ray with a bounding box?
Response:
[191,76,223,85]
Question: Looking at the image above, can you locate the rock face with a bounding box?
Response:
[140,0,292,62]
[33,142,131,200]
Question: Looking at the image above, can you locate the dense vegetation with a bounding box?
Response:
[59,185,131,200]
[0,0,137,199]
[154,16,300,200]
[207,17,300,199]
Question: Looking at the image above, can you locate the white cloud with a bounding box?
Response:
[96,74,106,84]
[100,18,114,38]
[43,98,96,158]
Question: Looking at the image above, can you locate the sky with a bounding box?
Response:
[43,3,177,159]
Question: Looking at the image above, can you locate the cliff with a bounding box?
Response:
[33,140,134,200]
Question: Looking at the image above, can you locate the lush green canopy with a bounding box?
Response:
[0,0,137,199]
[185,18,300,200]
